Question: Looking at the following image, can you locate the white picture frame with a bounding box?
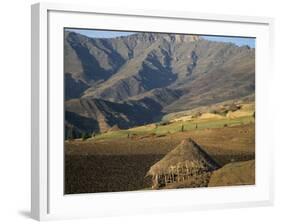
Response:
[31,2,274,221]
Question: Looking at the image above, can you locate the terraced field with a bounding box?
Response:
[89,114,254,141]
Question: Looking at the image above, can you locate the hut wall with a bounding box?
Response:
[151,161,211,188]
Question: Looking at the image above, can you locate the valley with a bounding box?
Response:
[64,30,255,194]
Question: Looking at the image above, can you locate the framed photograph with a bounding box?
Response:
[31,2,274,221]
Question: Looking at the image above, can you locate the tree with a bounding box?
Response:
[67,126,76,140]
[82,132,91,141]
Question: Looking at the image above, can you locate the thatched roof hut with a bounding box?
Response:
[146,138,220,189]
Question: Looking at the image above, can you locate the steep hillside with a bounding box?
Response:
[65,97,164,133]
[64,31,255,135]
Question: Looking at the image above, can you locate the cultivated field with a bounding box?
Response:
[65,112,255,194]
[64,30,256,194]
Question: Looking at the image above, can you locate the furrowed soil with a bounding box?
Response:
[65,124,255,194]
[65,154,162,194]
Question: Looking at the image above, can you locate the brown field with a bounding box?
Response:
[65,123,255,194]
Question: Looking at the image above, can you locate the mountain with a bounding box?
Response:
[64,31,255,136]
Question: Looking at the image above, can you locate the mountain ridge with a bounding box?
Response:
[64,31,255,136]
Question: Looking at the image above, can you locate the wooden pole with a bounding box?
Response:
[156,174,158,186]
[177,164,180,182]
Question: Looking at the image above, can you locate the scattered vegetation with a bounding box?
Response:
[92,115,254,141]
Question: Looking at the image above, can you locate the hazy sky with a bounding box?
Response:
[201,36,255,48]
[66,29,134,39]
[66,28,255,48]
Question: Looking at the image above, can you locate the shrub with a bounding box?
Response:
[82,132,91,141]
[158,121,171,126]
[209,109,218,114]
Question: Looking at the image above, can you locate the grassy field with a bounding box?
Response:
[65,113,255,194]
[88,115,254,141]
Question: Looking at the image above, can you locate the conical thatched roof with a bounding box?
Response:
[147,138,220,176]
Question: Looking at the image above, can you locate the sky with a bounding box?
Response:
[201,35,255,48]
[66,28,134,39]
[66,28,255,48]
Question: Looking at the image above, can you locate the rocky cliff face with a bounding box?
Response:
[64,31,255,135]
